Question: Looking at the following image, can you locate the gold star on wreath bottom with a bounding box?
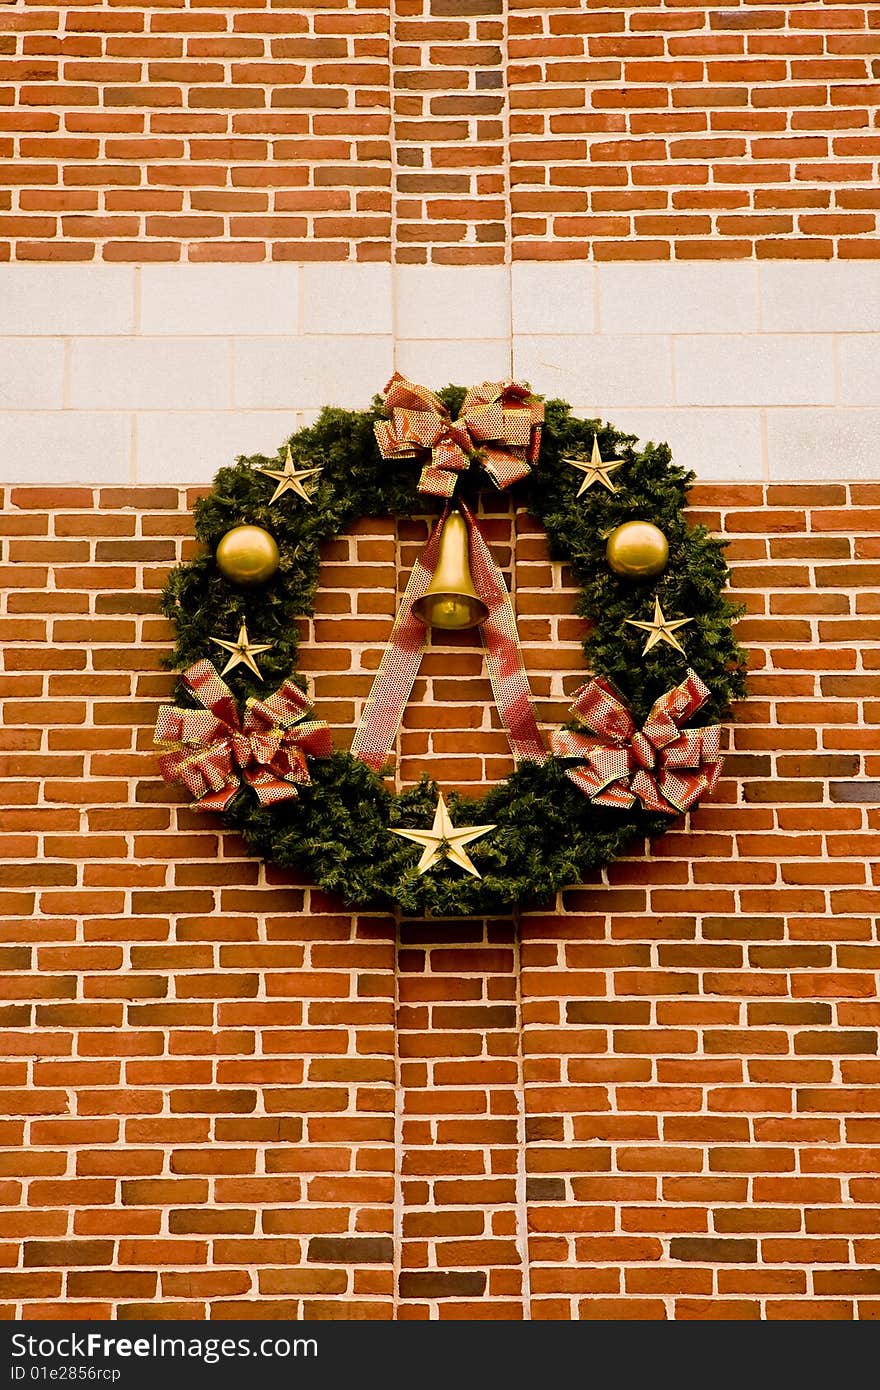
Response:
[390,792,496,879]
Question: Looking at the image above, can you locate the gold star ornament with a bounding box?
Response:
[257,445,322,505]
[210,620,273,679]
[625,596,692,656]
[390,792,496,879]
[564,435,623,496]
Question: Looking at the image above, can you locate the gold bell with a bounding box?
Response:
[412,510,489,631]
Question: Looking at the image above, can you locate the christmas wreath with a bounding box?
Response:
[156,378,746,915]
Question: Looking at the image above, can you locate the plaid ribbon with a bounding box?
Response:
[550,669,724,814]
[374,374,544,499]
[350,502,547,773]
[154,660,332,811]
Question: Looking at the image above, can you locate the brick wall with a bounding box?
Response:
[1,0,878,264]
[1,0,878,1332]
[0,0,393,264]
[508,0,880,263]
[1,482,878,1321]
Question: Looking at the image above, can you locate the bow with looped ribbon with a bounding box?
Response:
[374,373,544,499]
[550,668,724,815]
[154,659,332,811]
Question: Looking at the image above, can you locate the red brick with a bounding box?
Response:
[0,475,876,1319]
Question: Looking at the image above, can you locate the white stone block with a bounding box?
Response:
[598,262,759,334]
[838,336,880,406]
[0,412,130,483]
[674,334,834,407]
[136,411,296,484]
[766,408,880,479]
[70,338,231,410]
[394,265,510,340]
[511,262,595,335]
[760,262,880,332]
[140,265,299,336]
[0,265,136,336]
[233,336,392,410]
[394,339,512,387]
[0,340,65,410]
[595,408,764,481]
[302,263,393,335]
[513,334,673,408]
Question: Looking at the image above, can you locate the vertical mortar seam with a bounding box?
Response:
[388,0,403,1301]
[389,0,400,364]
[513,907,532,1320]
[392,905,403,1318]
[501,0,514,377]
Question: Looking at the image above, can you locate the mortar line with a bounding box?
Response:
[129,413,137,486]
[513,906,533,1320]
[392,905,403,1318]
[502,0,514,377]
[389,0,400,368]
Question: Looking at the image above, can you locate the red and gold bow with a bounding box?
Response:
[154,660,332,811]
[550,669,724,814]
[374,373,544,499]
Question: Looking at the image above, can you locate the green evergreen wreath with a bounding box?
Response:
[160,387,746,915]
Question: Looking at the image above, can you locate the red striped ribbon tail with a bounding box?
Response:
[349,508,448,772]
[459,500,548,767]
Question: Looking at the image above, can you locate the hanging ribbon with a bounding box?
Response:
[374,373,544,499]
[350,503,547,773]
[459,498,547,766]
[154,659,332,811]
[550,669,724,814]
[354,372,547,773]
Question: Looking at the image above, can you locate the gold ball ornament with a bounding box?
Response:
[215,525,280,587]
[606,521,669,580]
